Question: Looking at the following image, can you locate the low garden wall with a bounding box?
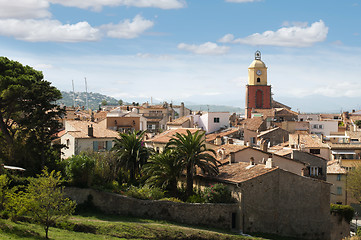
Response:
[64,187,239,230]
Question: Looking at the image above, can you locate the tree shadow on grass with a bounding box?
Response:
[0,221,45,240]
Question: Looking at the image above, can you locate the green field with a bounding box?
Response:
[0,212,264,240]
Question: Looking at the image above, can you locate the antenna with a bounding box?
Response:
[85,77,89,110]
[72,80,75,108]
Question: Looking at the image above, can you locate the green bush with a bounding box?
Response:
[125,185,164,200]
[203,184,235,203]
[65,153,96,187]
[330,204,354,223]
[159,197,183,203]
[186,194,205,203]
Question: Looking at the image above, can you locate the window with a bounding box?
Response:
[312,124,318,129]
[318,124,323,129]
[214,117,220,123]
[310,149,320,154]
[337,187,342,195]
[66,139,70,147]
[257,77,260,83]
[310,166,319,176]
[93,141,112,151]
[337,174,341,181]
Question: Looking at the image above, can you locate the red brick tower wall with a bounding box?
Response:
[245,85,271,118]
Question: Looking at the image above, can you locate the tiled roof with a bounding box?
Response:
[252,109,275,118]
[145,128,201,144]
[273,148,293,156]
[327,160,347,174]
[257,127,283,137]
[167,116,192,125]
[94,111,108,122]
[269,141,290,151]
[206,128,240,142]
[346,131,361,139]
[65,120,119,139]
[240,117,264,131]
[289,133,329,148]
[210,162,278,184]
[320,114,341,120]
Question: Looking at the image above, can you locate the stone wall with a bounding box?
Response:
[240,169,331,240]
[65,187,239,230]
[330,213,350,240]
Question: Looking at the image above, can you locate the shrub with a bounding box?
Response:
[65,153,96,187]
[125,185,164,200]
[330,204,354,223]
[159,197,183,203]
[203,184,235,203]
[186,194,205,203]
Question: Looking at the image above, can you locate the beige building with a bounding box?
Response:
[289,133,331,160]
[327,160,349,205]
[61,120,119,159]
[144,128,203,153]
[195,161,331,239]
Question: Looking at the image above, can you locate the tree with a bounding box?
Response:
[0,57,64,175]
[347,165,361,202]
[24,169,76,239]
[166,130,219,197]
[101,100,108,106]
[143,150,184,195]
[118,99,123,106]
[112,130,150,184]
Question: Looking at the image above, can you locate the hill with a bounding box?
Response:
[58,91,244,113]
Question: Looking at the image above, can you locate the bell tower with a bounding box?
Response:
[245,51,272,119]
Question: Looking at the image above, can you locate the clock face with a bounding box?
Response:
[256,70,262,76]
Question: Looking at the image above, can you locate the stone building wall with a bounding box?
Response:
[330,213,350,240]
[239,169,331,240]
[64,187,239,230]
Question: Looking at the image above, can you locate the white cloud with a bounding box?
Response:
[48,0,186,11]
[177,42,229,55]
[101,15,154,39]
[219,20,328,47]
[0,0,51,19]
[0,19,100,42]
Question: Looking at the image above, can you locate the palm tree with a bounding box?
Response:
[166,130,219,197]
[112,130,149,184]
[143,149,184,195]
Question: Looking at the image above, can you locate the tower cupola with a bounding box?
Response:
[248,50,268,86]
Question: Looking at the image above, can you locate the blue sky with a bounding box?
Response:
[1,0,361,112]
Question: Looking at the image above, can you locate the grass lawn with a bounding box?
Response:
[0,212,265,240]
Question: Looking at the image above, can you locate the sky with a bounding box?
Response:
[1,0,361,113]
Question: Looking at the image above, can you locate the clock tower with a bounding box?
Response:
[245,51,272,118]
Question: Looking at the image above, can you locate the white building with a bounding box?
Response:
[192,112,230,134]
[309,120,339,136]
[61,120,119,159]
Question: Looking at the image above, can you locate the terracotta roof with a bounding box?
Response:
[145,128,201,144]
[269,141,290,151]
[320,114,341,120]
[252,109,275,118]
[289,133,329,148]
[346,131,361,140]
[94,111,108,122]
[257,127,283,137]
[215,144,248,164]
[327,160,347,174]
[167,116,192,125]
[240,117,264,131]
[211,162,278,184]
[65,120,119,139]
[206,128,240,142]
[273,148,293,156]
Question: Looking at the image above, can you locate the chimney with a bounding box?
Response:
[260,139,268,152]
[250,157,255,166]
[180,102,185,117]
[227,138,234,144]
[215,136,222,146]
[88,124,93,137]
[265,158,273,168]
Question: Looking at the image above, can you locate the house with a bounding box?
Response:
[289,133,331,160]
[195,161,331,239]
[239,117,267,147]
[280,121,309,133]
[144,128,204,153]
[60,120,119,159]
[252,107,298,122]
[106,107,147,132]
[206,128,242,146]
[309,120,339,136]
[228,146,306,176]
[257,127,289,147]
[192,112,230,134]
[166,115,195,130]
[327,160,348,205]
